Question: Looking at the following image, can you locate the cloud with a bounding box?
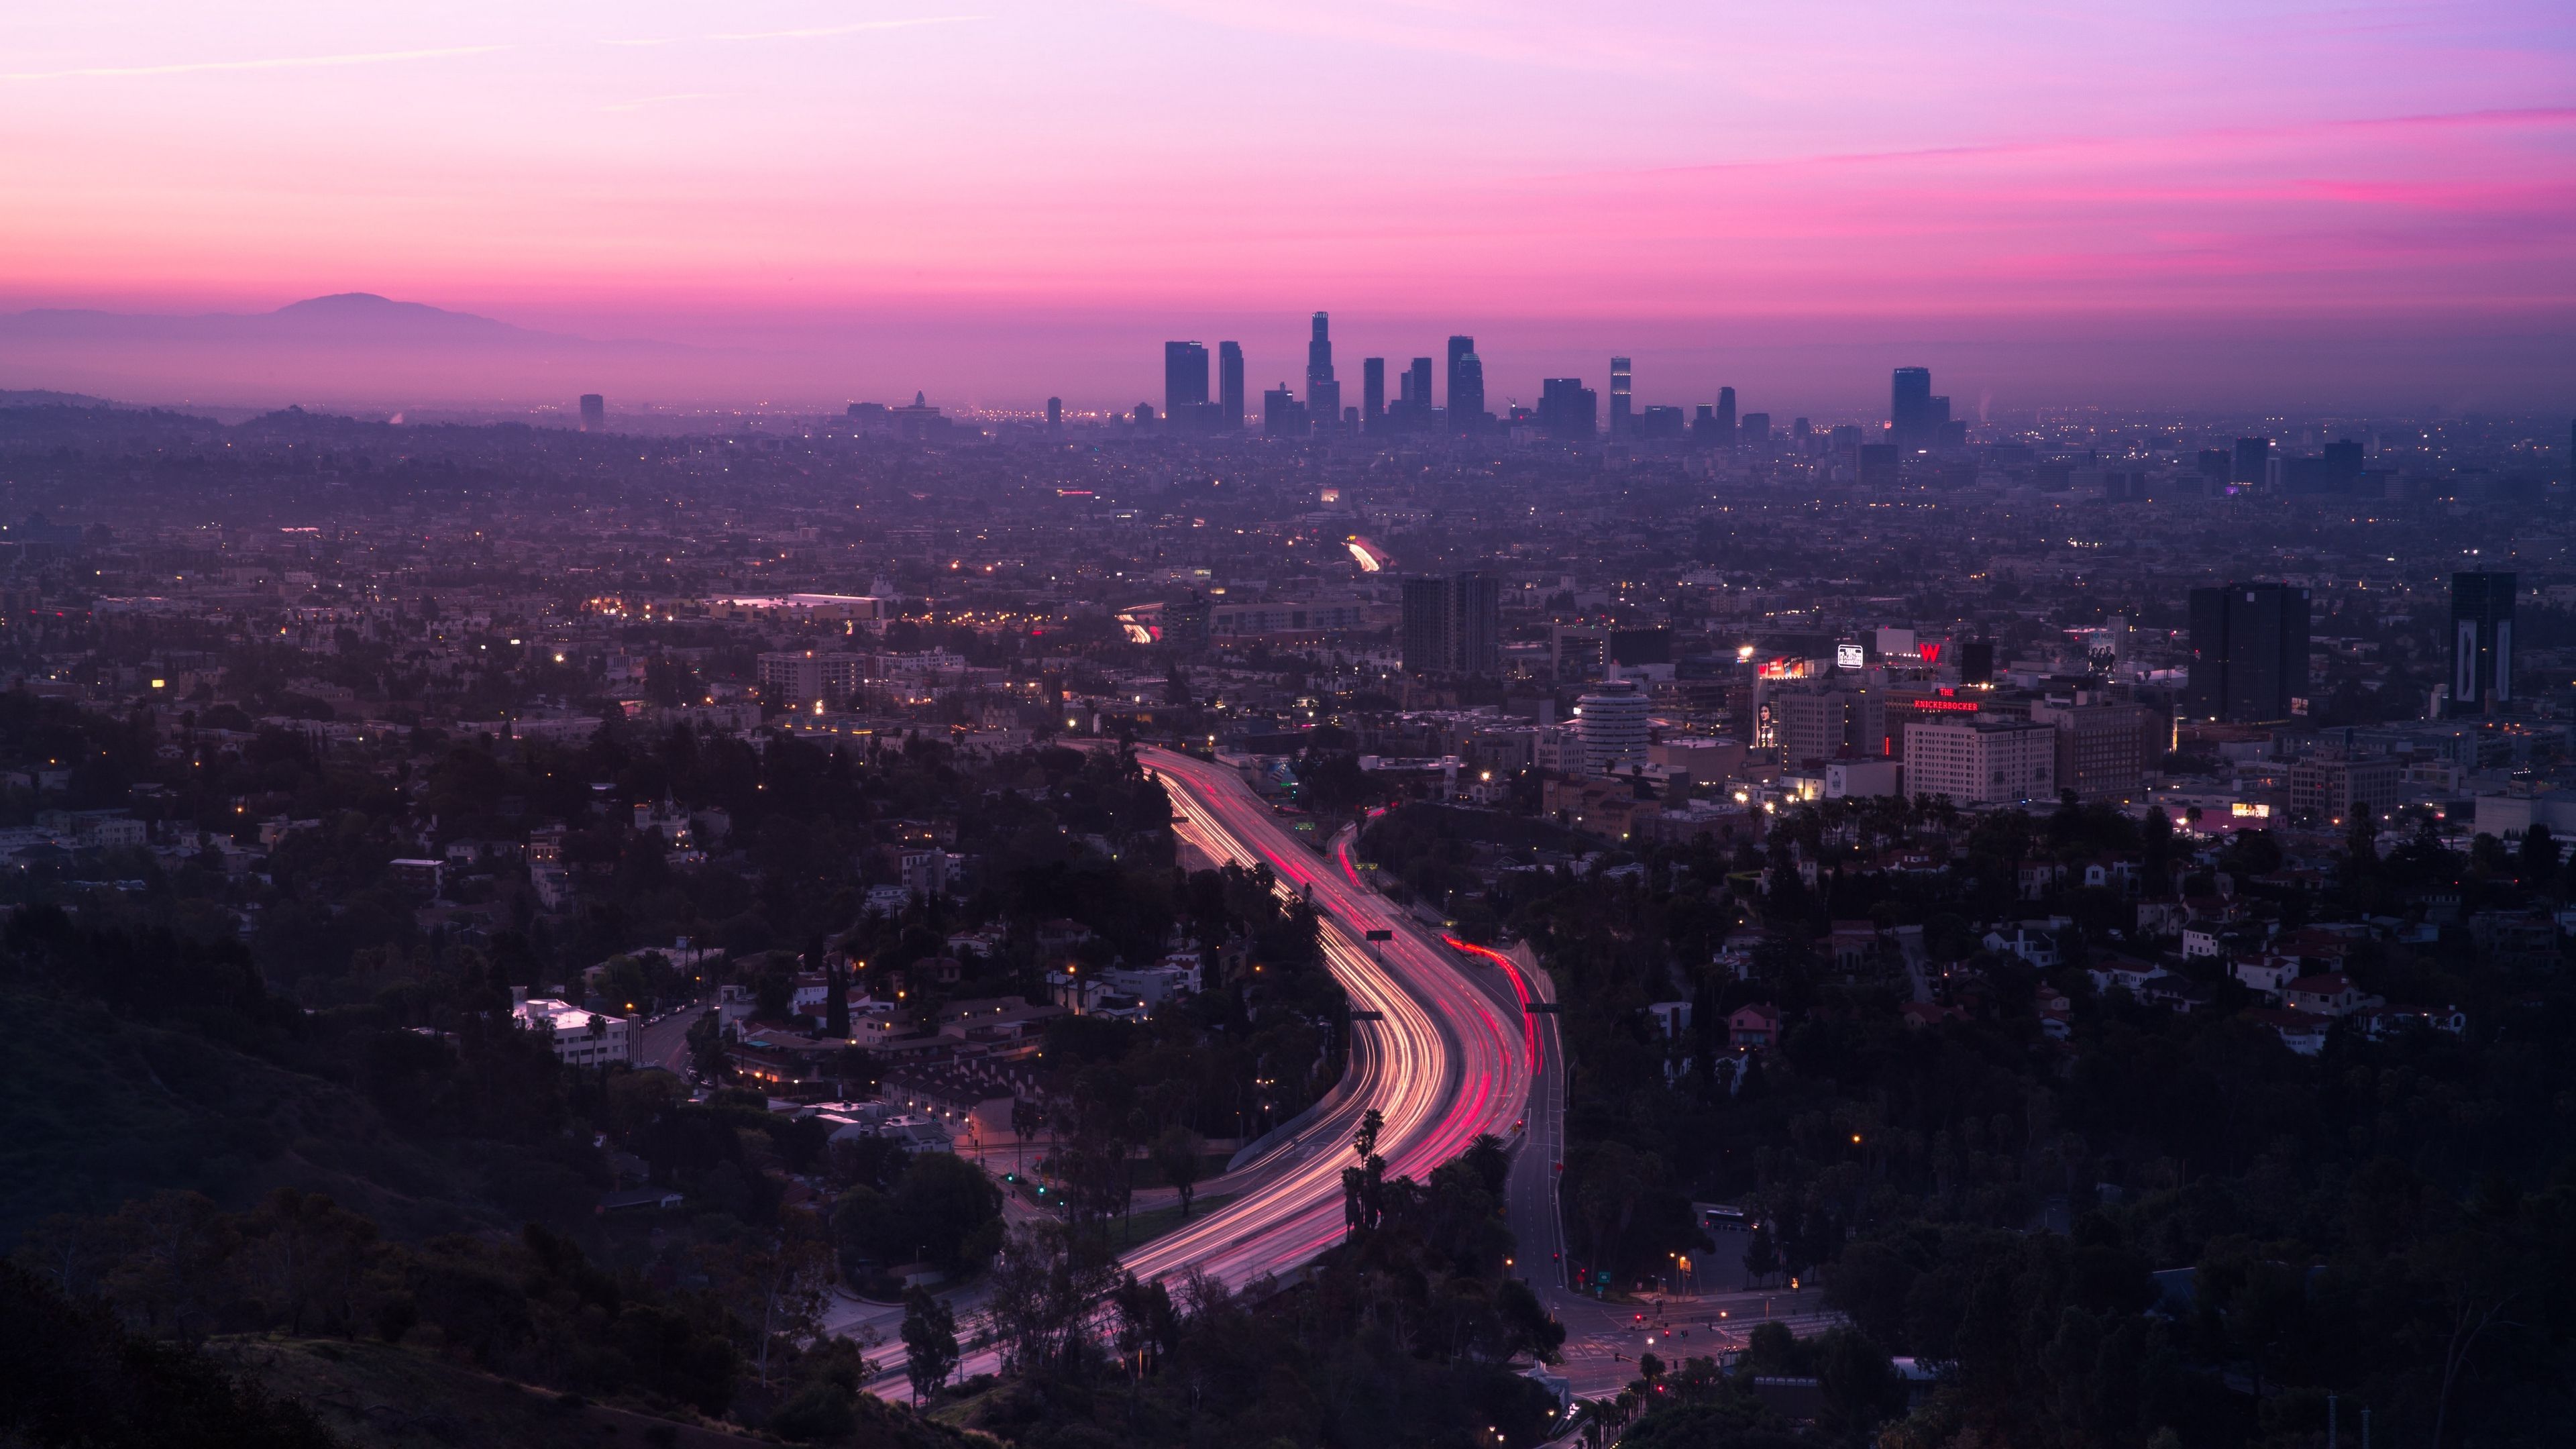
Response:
[4,45,509,83]
[600,92,729,113]
[605,16,982,47]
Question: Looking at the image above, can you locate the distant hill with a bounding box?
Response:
[0,388,135,409]
[0,292,570,348]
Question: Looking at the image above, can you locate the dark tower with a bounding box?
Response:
[2186,583,2311,722]
[578,394,604,431]
[1305,313,1338,433]
[1163,341,1209,423]
[1218,341,1244,429]
[1608,356,1633,439]
[2449,572,2516,716]
[1450,346,1485,432]
[2231,437,2270,484]
[1890,367,1932,447]
[1715,386,1737,444]
[1362,357,1385,432]
[1046,396,1062,432]
[1446,335,1479,431]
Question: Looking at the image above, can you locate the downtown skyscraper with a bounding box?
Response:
[1446,336,1483,432]
[1218,341,1244,430]
[1305,313,1340,433]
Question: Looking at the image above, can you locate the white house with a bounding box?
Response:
[512,989,633,1067]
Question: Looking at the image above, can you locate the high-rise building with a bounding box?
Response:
[2030,697,2152,802]
[1715,386,1737,445]
[1305,313,1336,433]
[1407,358,1432,427]
[1218,341,1244,429]
[578,394,604,431]
[1262,384,1307,437]
[1690,405,1721,447]
[1573,681,1652,776]
[2449,571,2516,716]
[1904,718,2057,806]
[1446,336,1481,431]
[1608,357,1633,439]
[1538,378,1597,439]
[1400,573,1501,677]
[2186,583,2311,722]
[1163,341,1210,425]
[1362,357,1385,431]
[1890,368,1933,447]
[1740,412,1771,449]
[2231,437,2271,484]
[1451,352,1484,431]
[1046,396,1062,431]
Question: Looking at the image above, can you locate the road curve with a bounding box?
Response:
[845,747,1537,1388]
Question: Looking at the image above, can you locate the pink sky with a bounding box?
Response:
[3,1,2571,411]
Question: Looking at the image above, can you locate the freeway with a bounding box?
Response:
[837,747,1536,1389]
[1140,746,1536,1264]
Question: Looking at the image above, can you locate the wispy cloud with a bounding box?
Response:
[600,91,729,113]
[606,16,982,47]
[4,44,508,83]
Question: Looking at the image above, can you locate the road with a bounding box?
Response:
[830,747,1536,1391]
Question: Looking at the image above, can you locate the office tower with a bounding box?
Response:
[1635,405,1684,439]
[1740,412,1771,449]
[1890,367,1933,447]
[1163,341,1210,425]
[2322,439,2364,486]
[1452,350,1485,431]
[1539,378,1598,439]
[2231,437,2270,483]
[1793,417,1811,444]
[2196,447,2228,480]
[1407,358,1432,427]
[1690,405,1721,447]
[2449,572,2516,716]
[1401,573,1500,676]
[1902,718,2058,806]
[1446,336,1478,429]
[1957,639,1996,686]
[1609,356,1633,439]
[1261,385,1306,437]
[1304,312,1336,432]
[1046,396,1062,431]
[1362,357,1385,432]
[1218,341,1244,429]
[578,394,604,431]
[1715,386,1737,444]
[2186,583,2311,722]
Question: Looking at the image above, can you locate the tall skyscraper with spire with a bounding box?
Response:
[1305,313,1339,434]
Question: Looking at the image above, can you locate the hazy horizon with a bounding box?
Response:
[5,0,2572,414]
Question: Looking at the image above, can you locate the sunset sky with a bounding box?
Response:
[4,1,2572,412]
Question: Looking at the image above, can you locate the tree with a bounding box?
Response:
[1152,1124,1205,1218]
[900,1287,959,1403]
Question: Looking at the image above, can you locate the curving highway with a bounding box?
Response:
[842,746,1542,1390]
[1126,746,1536,1279]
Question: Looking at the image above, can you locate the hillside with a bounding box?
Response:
[203,1338,989,1449]
[0,988,528,1246]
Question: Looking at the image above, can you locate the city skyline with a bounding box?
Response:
[3,1,2571,409]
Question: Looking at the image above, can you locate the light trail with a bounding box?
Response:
[855,748,1536,1392]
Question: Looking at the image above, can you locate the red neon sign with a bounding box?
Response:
[1919,641,1942,664]
[1910,698,1981,712]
